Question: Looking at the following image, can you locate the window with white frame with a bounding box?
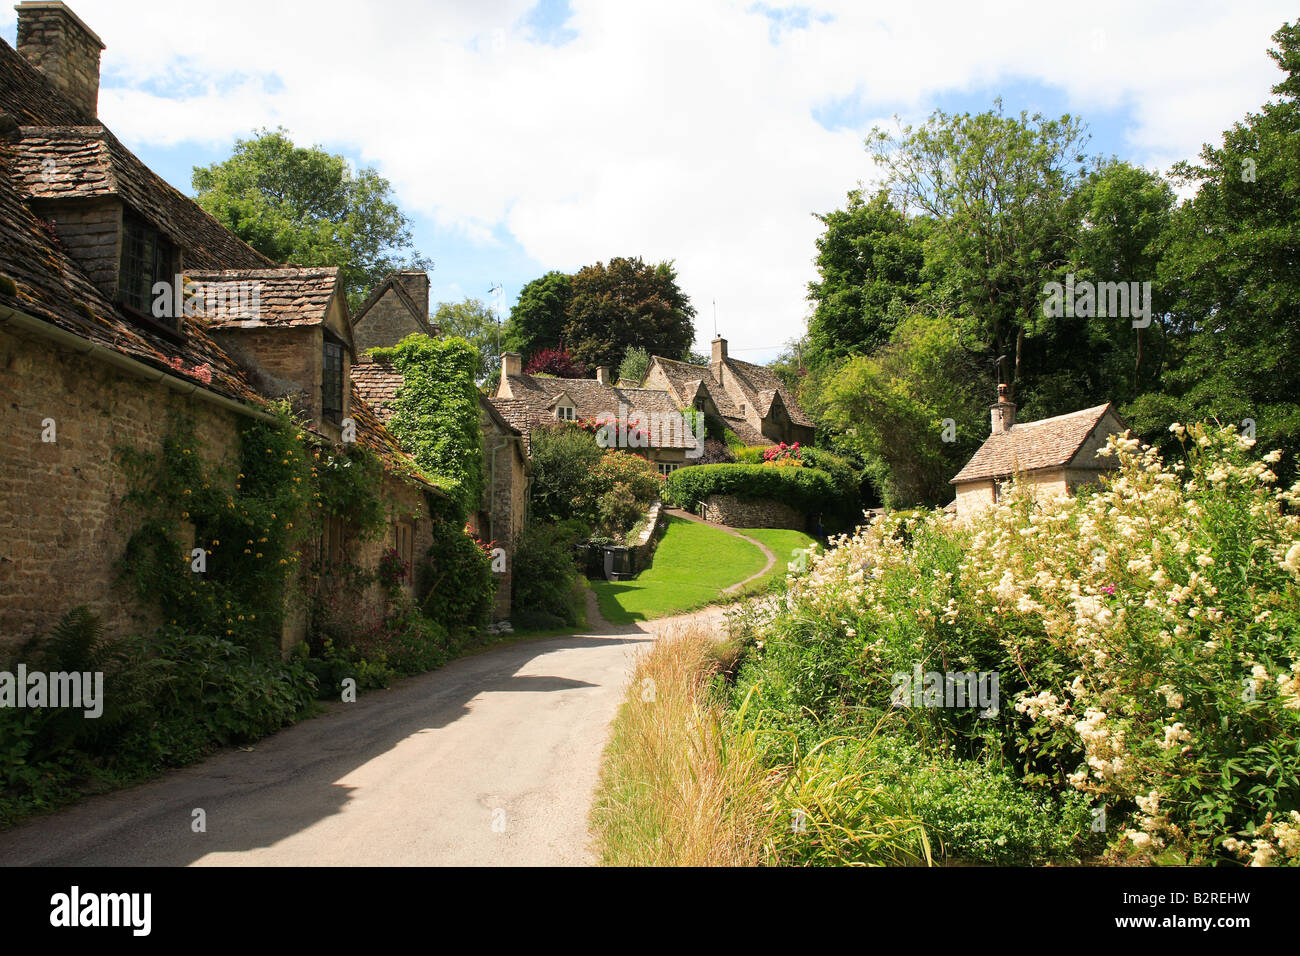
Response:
[656,462,681,476]
[556,405,576,421]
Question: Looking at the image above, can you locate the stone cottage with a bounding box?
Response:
[0,2,446,649]
[492,352,702,475]
[642,335,815,448]
[950,384,1128,520]
[349,272,528,620]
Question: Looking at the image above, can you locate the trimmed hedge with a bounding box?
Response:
[665,463,839,514]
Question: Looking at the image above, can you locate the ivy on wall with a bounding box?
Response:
[116,404,392,656]
[369,334,484,522]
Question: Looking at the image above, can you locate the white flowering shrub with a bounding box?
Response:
[740,423,1300,865]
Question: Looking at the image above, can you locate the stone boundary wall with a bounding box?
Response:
[700,494,805,531]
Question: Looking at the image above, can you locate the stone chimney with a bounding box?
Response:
[15,2,105,120]
[499,351,521,396]
[990,383,1017,434]
[596,365,611,385]
[395,270,430,320]
[710,335,727,382]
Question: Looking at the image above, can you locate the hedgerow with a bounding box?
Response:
[665,463,839,514]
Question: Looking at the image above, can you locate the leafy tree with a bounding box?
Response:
[525,347,588,378]
[820,312,984,507]
[869,103,1090,399]
[806,189,930,367]
[618,346,650,384]
[529,424,603,522]
[502,271,571,362]
[192,128,429,308]
[433,298,502,385]
[563,257,696,370]
[1023,160,1175,417]
[1129,20,1300,467]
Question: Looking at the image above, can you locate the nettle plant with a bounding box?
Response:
[783,423,1300,865]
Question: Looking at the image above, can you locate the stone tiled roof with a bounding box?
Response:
[0,36,88,125]
[499,373,700,450]
[951,403,1118,484]
[187,267,340,329]
[10,125,273,269]
[351,360,404,423]
[0,141,264,406]
[0,35,429,486]
[723,357,814,427]
[479,393,522,437]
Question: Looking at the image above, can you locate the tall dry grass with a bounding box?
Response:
[590,622,934,866]
[590,623,775,866]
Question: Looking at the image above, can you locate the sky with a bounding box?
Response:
[4,1,1294,363]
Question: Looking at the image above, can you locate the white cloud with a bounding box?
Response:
[30,0,1295,358]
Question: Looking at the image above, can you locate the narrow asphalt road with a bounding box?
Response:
[0,599,725,867]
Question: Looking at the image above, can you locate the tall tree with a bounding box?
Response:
[192,128,428,308]
[806,189,929,367]
[563,257,696,370]
[433,298,502,386]
[820,312,984,508]
[502,270,572,362]
[869,103,1090,400]
[1129,21,1300,465]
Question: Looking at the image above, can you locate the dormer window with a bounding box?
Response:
[323,341,344,423]
[119,215,178,326]
[556,404,576,421]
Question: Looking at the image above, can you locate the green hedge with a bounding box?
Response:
[665,464,838,514]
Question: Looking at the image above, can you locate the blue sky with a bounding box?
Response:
[5,1,1290,363]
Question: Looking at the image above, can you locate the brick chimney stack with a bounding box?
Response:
[15,2,105,120]
[990,383,1017,434]
[596,365,611,385]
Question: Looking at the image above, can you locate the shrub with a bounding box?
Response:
[618,346,650,384]
[512,520,587,630]
[575,451,662,539]
[526,347,588,378]
[697,438,735,465]
[757,423,1300,865]
[421,513,496,636]
[530,423,604,522]
[665,463,838,514]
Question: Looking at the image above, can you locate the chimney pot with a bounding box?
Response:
[991,383,1017,434]
[15,2,105,120]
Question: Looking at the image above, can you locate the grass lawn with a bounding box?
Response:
[735,529,820,593]
[592,515,768,624]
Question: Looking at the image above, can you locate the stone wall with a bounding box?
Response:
[1,323,437,654]
[0,324,241,646]
[699,494,805,531]
[354,287,427,356]
[212,325,325,423]
[31,197,121,291]
[479,405,528,621]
